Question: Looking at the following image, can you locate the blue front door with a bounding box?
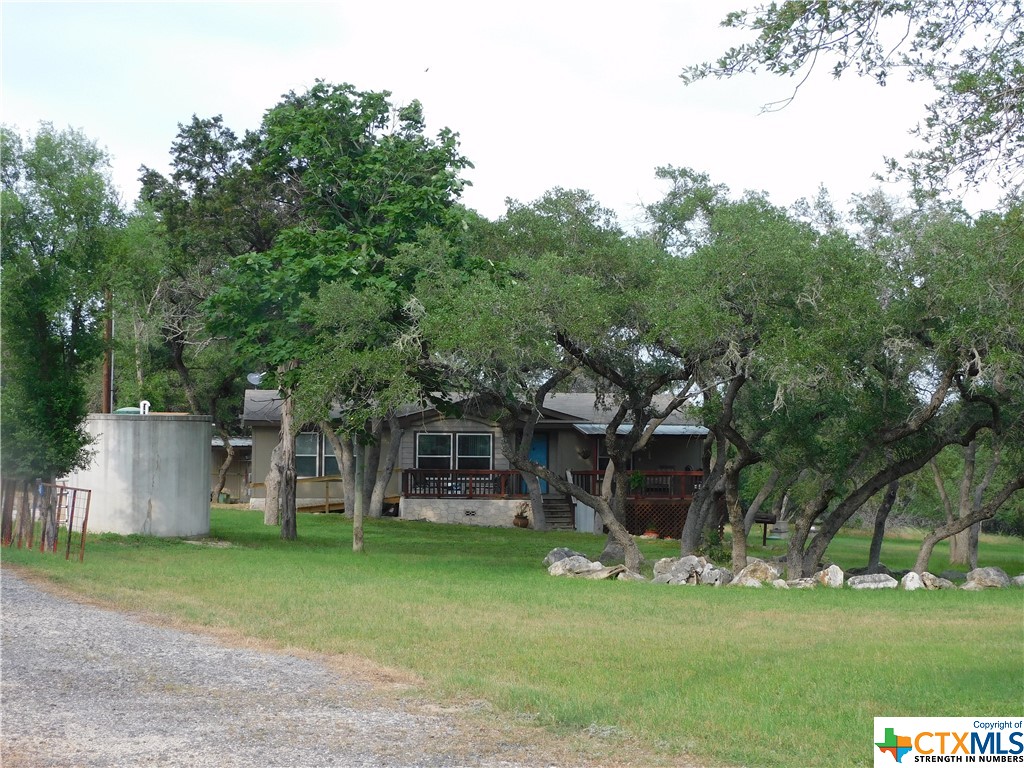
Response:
[529,434,549,493]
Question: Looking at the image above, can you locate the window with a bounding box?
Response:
[415,432,493,470]
[417,433,453,470]
[597,438,632,471]
[456,433,492,469]
[322,434,340,476]
[295,432,319,477]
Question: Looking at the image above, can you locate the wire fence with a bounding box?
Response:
[1,480,92,562]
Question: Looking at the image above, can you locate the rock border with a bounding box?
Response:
[544,551,1023,591]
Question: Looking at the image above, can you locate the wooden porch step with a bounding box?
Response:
[543,498,575,531]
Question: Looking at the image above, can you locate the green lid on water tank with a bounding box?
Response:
[114,407,141,414]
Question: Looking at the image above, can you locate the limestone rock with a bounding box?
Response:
[731,575,764,588]
[734,559,780,584]
[786,578,817,589]
[653,555,707,585]
[1012,575,1024,588]
[965,566,1010,589]
[652,556,679,575]
[579,564,628,580]
[815,564,845,588]
[617,569,648,582]
[698,564,733,587]
[543,547,588,567]
[900,572,924,591]
[598,541,627,565]
[848,573,898,590]
[846,563,895,578]
[548,556,603,577]
[921,572,957,590]
[961,581,988,591]
[771,579,789,589]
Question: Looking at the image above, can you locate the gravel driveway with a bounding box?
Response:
[2,570,686,768]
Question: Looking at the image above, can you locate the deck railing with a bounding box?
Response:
[402,469,529,498]
[570,470,703,500]
[402,468,703,500]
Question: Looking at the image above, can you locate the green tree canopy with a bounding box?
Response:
[1,123,123,479]
[205,81,473,542]
[207,81,473,383]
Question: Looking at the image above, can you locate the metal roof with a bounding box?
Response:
[211,437,253,448]
[573,424,708,436]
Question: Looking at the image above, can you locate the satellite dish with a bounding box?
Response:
[246,372,267,386]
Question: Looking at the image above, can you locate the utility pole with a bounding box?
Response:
[101,288,113,413]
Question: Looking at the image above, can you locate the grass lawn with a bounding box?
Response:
[4,510,1023,768]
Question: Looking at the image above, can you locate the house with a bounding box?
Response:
[242,390,707,536]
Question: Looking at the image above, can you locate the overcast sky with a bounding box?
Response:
[1,1,995,225]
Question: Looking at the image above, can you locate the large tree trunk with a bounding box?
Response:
[280,463,296,540]
[679,432,725,555]
[967,523,981,570]
[524,473,546,531]
[213,428,235,500]
[15,480,34,548]
[341,437,356,519]
[167,333,200,414]
[263,439,283,526]
[498,422,643,571]
[598,501,643,571]
[680,483,722,555]
[867,480,899,568]
[493,367,657,572]
[725,469,747,573]
[597,458,620,559]
[967,441,1000,569]
[932,441,995,568]
[913,471,1024,573]
[794,420,988,577]
[598,463,636,566]
[39,484,58,553]
[785,485,835,580]
[949,442,977,564]
[279,393,297,541]
[743,467,780,536]
[352,440,365,553]
[321,422,354,519]
[368,413,404,520]
[1,478,16,546]
[133,313,146,392]
[362,419,383,517]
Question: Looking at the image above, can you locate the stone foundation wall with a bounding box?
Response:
[400,498,527,528]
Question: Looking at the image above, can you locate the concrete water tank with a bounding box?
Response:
[64,413,212,537]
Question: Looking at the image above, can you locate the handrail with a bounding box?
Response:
[401,468,703,500]
[248,475,345,514]
[402,469,528,498]
[570,470,703,500]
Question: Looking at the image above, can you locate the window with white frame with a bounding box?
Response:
[416,433,453,470]
[456,433,492,469]
[597,437,632,471]
[322,434,341,476]
[415,432,493,470]
[295,432,319,477]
